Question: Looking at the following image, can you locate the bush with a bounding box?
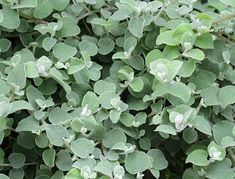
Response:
[0,0,235,178]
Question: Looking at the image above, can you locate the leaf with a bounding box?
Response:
[220,0,235,7]
[102,128,127,148]
[9,100,32,114]
[94,80,116,95]
[0,6,20,29]
[51,0,70,11]
[8,153,25,169]
[186,149,209,166]
[55,150,72,171]
[156,30,179,46]
[192,116,212,136]
[183,128,198,144]
[42,37,57,51]
[183,48,205,61]
[57,16,80,37]
[219,85,235,108]
[46,124,68,146]
[49,107,71,124]
[11,0,37,8]
[166,82,191,102]
[147,149,168,170]
[110,109,121,124]
[79,40,98,57]
[71,138,95,158]
[33,0,53,18]
[125,151,150,174]
[65,169,82,179]
[98,37,115,55]
[128,16,145,38]
[7,64,26,89]
[213,121,234,144]
[53,43,77,62]
[201,86,220,106]
[82,91,99,114]
[195,33,214,49]
[0,38,11,53]
[67,57,86,75]
[129,77,144,92]
[15,116,40,132]
[155,124,177,135]
[0,174,9,179]
[42,148,56,167]
[95,160,118,177]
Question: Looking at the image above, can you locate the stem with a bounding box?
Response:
[213,13,235,25]
[0,162,37,167]
[19,12,47,24]
[196,98,204,114]
[228,148,235,163]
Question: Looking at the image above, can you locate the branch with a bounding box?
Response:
[19,12,48,24]
[213,13,235,25]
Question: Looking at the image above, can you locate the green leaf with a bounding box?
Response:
[15,116,40,132]
[147,149,168,170]
[94,80,116,95]
[213,121,234,144]
[183,128,198,144]
[220,0,235,7]
[82,91,99,114]
[195,33,214,49]
[8,153,25,169]
[95,160,118,177]
[155,124,177,135]
[102,128,127,148]
[49,107,70,124]
[11,0,37,8]
[79,40,98,57]
[166,82,191,102]
[7,64,26,89]
[219,85,235,108]
[68,57,86,75]
[0,6,20,29]
[186,149,209,166]
[55,150,72,171]
[65,169,82,179]
[98,37,115,55]
[125,151,150,174]
[42,148,56,167]
[192,116,212,136]
[110,109,121,123]
[57,16,80,37]
[42,37,57,52]
[156,30,179,46]
[9,100,33,114]
[46,124,68,146]
[0,38,11,53]
[53,43,77,62]
[183,48,205,61]
[128,16,145,38]
[129,77,144,92]
[33,0,53,18]
[71,138,95,158]
[51,0,70,11]
[0,174,9,179]
[201,86,220,106]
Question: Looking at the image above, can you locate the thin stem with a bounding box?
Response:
[228,148,235,163]
[0,162,37,167]
[19,12,47,24]
[213,13,235,25]
[196,98,204,114]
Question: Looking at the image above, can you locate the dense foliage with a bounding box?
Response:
[1,0,235,178]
